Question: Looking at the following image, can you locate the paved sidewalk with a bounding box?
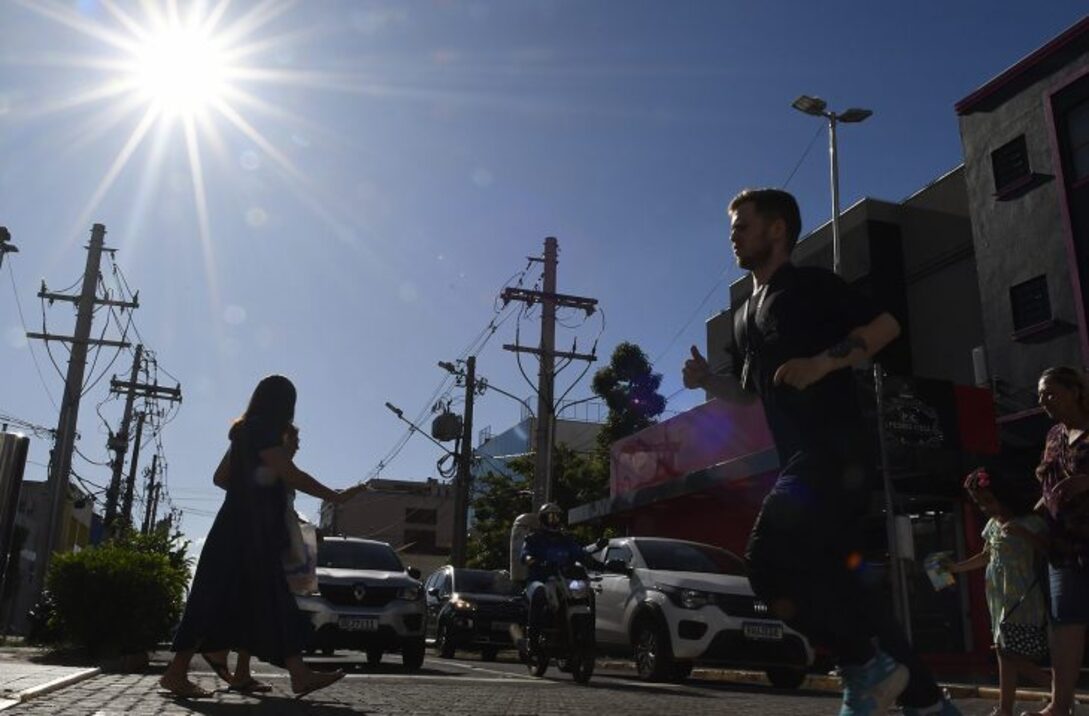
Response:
[0,660,100,711]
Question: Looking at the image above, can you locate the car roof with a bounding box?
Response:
[321,536,393,548]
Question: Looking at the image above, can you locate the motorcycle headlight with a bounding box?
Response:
[567,579,590,598]
[397,584,423,601]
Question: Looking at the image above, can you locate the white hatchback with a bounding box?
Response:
[588,537,813,685]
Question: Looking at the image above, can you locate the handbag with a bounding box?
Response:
[998,579,1048,662]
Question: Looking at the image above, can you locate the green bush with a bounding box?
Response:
[46,534,188,657]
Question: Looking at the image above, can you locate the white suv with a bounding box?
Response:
[589,537,813,686]
[294,536,427,670]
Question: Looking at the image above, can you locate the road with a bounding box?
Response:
[4,648,1022,715]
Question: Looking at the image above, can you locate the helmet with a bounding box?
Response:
[538,502,563,531]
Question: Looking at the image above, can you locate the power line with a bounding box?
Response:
[782,122,824,189]
[6,262,59,409]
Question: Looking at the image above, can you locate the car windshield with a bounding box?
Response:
[318,541,404,572]
[454,569,518,595]
[635,540,747,576]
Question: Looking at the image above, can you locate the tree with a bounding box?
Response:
[591,341,667,452]
[466,446,609,570]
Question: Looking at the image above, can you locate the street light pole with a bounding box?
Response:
[790,96,871,277]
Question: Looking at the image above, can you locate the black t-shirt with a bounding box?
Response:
[726,262,882,466]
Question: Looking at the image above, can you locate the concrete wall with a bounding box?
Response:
[957,50,1089,399]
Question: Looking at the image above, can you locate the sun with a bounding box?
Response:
[130,24,229,118]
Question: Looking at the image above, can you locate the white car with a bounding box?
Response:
[588,537,814,686]
[294,536,427,670]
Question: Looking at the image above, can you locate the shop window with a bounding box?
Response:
[991,135,1031,195]
[1010,275,1052,332]
[405,507,437,525]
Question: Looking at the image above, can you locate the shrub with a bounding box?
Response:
[46,534,188,657]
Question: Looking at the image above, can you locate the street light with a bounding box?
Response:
[790,95,872,276]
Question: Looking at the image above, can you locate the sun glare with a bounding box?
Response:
[132,26,228,117]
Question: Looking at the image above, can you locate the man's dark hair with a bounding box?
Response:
[729,188,802,252]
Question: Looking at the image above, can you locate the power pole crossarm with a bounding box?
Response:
[25,332,131,349]
[502,345,597,363]
[500,288,598,314]
[37,290,138,309]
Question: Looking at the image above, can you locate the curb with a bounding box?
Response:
[598,660,1089,704]
[0,668,101,712]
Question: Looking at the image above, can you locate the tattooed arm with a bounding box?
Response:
[773,312,901,390]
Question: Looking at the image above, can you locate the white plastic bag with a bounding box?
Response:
[283,496,318,595]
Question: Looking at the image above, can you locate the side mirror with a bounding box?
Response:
[407,566,421,580]
[427,587,440,597]
[595,537,609,550]
[604,559,630,575]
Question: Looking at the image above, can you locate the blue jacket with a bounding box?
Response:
[520,530,595,583]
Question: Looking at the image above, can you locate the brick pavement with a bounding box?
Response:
[0,661,1028,716]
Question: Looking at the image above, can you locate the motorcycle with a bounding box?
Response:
[519,564,596,684]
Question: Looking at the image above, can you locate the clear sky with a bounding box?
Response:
[1,1,1086,554]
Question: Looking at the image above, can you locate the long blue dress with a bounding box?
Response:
[171,419,307,665]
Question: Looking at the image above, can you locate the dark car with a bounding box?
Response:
[424,566,526,661]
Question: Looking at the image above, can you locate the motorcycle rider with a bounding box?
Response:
[520,503,600,639]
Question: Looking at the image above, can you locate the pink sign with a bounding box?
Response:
[610,399,775,497]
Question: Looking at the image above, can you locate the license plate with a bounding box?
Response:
[742,621,783,641]
[338,616,378,632]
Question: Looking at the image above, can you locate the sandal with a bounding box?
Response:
[292,670,344,700]
[201,652,233,684]
[159,676,213,699]
[229,676,273,694]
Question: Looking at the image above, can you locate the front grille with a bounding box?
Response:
[702,631,808,668]
[319,583,398,607]
[714,593,771,619]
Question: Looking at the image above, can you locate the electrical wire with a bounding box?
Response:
[7,261,59,410]
[782,123,825,189]
[650,275,725,368]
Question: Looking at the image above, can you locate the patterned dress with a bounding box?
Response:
[1037,423,1089,567]
[983,515,1047,644]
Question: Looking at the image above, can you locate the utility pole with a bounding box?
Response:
[104,344,144,529]
[26,224,135,601]
[141,453,160,534]
[451,356,476,568]
[502,237,597,508]
[106,353,179,529]
[120,411,146,527]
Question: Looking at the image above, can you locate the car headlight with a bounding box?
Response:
[450,593,475,610]
[659,585,714,610]
[397,584,423,601]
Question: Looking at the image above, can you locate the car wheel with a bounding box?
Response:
[669,661,693,682]
[366,648,383,666]
[632,618,674,682]
[402,637,426,671]
[436,621,456,659]
[480,646,498,662]
[766,666,807,690]
[528,630,549,678]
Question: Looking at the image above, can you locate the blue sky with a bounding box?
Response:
[1,1,1086,551]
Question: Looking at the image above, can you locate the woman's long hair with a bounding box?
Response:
[230,374,297,439]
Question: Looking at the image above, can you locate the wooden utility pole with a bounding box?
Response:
[502,237,597,508]
[451,356,476,568]
[26,224,135,600]
[107,356,180,529]
[141,453,160,534]
[104,344,143,528]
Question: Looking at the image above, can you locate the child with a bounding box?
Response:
[947,468,1050,716]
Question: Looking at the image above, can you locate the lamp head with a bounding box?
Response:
[838,108,873,123]
[791,95,827,116]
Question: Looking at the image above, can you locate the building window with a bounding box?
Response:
[1010,275,1052,332]
[403,529,437,550]
[1067,98,1089,182]
[405,508,437,525]
[991,135,1031,194]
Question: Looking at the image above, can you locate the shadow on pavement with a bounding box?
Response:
[172,693,369,715]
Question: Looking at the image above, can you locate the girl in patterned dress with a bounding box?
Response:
[948,468,1049,716]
